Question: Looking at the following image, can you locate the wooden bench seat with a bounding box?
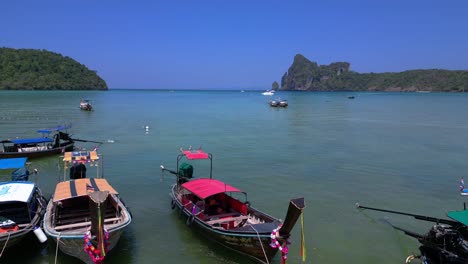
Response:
[55,217,121,231]
[57,208,117,226]
[206,215,248,225]
[203,211,240,220]
[58,208,115,220]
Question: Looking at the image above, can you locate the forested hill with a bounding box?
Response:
[280,54,468,92]
[0,48,107,90]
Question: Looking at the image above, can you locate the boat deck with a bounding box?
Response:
[53,196,121,231]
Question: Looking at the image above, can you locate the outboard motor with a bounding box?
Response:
[178,163,193,184]
[53,134,60,148]
[59,131,71,141]
[423,224,468,263]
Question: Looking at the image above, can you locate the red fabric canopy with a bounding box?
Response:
[182,178,242,199]
[182,149,209,160]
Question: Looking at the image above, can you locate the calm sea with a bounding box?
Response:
[1,90,468,264]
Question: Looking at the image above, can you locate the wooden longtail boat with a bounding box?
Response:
[0,125,75,159]
[0,158,48,253]
[43,150,132,264]
[161,148,305,263]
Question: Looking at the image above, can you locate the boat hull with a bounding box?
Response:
[43,191,132,263]
[49,229,123,264]
[0,188,47,252]
[0,142,74,159]
[191,222,278,263]
[80,105,92,111]
[0,219,42,250]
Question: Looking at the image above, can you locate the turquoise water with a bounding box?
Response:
[1,90,468,264]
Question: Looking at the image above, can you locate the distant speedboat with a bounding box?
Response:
[80,99,93,111]
[262,90,275,96]
[269,99,279,107]
[278,99,288,107]
[270,98,288,107]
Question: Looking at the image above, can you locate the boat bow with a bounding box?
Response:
[279,197,305,236]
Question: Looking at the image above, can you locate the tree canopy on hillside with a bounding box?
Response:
[0,48,107,90]
[280,54,468,92]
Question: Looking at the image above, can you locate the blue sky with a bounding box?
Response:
[1,0,467,89]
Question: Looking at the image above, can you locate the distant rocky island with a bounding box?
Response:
[0,48,107,90]
[278,54,468,92]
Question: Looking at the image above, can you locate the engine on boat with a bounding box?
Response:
[421,224,468,263]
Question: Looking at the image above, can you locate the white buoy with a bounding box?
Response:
[33,226,47,243]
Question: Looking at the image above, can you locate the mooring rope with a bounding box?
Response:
[0,232,11,258]
[54,232,61,264]
[246,224,269,264]
[405,254,421,263]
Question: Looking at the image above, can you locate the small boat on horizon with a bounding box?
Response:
[80,99,93,111]
[161,148,305,263]
[0,125,75,159]
[269,98,288,107]
[43,150,132,264]
[0,158,48,253]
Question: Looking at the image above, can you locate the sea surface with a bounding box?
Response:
[1,90,468,264]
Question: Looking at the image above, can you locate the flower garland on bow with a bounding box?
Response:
[270,224,291,264]
[83,229,110,264]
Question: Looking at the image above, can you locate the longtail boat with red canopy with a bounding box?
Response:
[161,147,306,263]
[43,150,132,264]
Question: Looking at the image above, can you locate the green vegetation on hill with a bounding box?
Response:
[0,48,107,90]
[280,54,468,92]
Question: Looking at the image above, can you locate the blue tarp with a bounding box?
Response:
[37,125,70,134]
[0,158,27,170]
[10,138,53,144]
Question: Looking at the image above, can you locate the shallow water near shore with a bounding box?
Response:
[1,90,468,264]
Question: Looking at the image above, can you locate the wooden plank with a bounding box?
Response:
[206,215,248,225]
[58,208,115,220]
[57,212,116,225]
[54,217,120,231]
[203,211,239,220]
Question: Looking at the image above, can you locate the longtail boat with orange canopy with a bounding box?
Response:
[43,150,132,264]
[161,147,306,264]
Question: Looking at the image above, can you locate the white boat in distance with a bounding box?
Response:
[262,90,275,96]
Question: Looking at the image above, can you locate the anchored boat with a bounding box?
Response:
[161,148,305,263]
[43,150,132,263]
[0,125,75,159]
[80,99,93,111]
[269,99,288,107]
[262,90,275,96]
[0,158,48,253]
